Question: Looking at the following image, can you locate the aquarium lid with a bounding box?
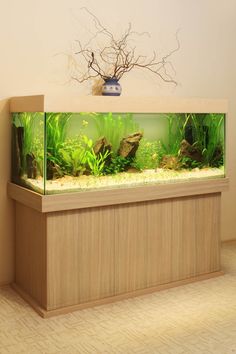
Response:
[10,95,228,114]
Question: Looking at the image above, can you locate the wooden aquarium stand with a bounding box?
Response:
[8,179,228,318]
[9,95,228,317]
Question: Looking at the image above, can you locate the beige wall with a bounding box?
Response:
[0,0,236,284]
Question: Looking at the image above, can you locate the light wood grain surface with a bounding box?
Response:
[8,178,229,212]
[46,206,116,309]
[12,270,224,318]
[10,95,228,113]
[0,99,14,285]
[15,202,47,308]
[41,193,221,310]
[13,190,222,316]
[10,95,44,112]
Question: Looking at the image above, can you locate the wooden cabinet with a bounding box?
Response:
[9,179,227,318]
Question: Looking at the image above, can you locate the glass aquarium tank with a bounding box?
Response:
[11,111,225,195]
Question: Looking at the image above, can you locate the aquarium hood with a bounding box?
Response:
[10,95,228,114]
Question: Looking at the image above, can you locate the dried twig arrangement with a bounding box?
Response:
[71,8,180,86]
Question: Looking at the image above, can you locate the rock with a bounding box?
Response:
[93,137,112,168]
[118,132,143,158]
[93,137,112,156]
[159,155,180,170]
[179,139,202,162]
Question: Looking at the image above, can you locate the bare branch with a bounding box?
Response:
[70,9,180,87]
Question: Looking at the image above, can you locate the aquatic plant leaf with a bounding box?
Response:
[12,112,44,177]
[93,112,140,153]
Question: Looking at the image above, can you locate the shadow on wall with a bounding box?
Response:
[0,99,14,286]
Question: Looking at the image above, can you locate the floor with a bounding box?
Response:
[0,243,236,354]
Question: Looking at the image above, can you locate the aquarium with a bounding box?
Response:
[11,111,225,195]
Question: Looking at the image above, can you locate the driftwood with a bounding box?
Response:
[71,8,180,86]
[12,126,24,181]
[47,159,63,180]
[26,153,37,179]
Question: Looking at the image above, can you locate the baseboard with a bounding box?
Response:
[11,283,46,317]
[0,281,11,288]
[12,271,224,319]
[221,239,236,245]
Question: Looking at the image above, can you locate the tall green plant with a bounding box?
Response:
[190,113,224,166]
[160,113,190,156]
[46,113,72,165]
[12,112,44,174]
[190,114,207,153]
[92,112,140,153]
[205,113,224,165]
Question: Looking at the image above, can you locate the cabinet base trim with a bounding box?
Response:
[12,271,224,319]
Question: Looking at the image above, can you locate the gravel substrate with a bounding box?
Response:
[22,167,225,195]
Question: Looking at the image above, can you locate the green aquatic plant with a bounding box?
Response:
[178,155,202,169]
[33,137,44,176]
[59,141,88,176]
[46,112,72,163]
[104,155,133,174]
[61,131,110,177]
[13,112,35,157]
[135,139,161,170]
[46,113,72,178]
[202,113,224,167]
[189,114,207,154]
[12,112,44,176]
[58,122,92,176]
[87,148,111,176]
[188,113,224,167]
[160,113,190,157]
[92,112,140,152]
[157,113,191,170]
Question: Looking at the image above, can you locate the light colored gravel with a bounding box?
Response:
[23,167,225,194]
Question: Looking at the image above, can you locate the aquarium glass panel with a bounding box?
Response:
[37,112,225,195]
[11,111,225,195]
[11,112,45,194]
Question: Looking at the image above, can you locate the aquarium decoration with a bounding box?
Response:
[69,8,180,95]
[11,111,225,195]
